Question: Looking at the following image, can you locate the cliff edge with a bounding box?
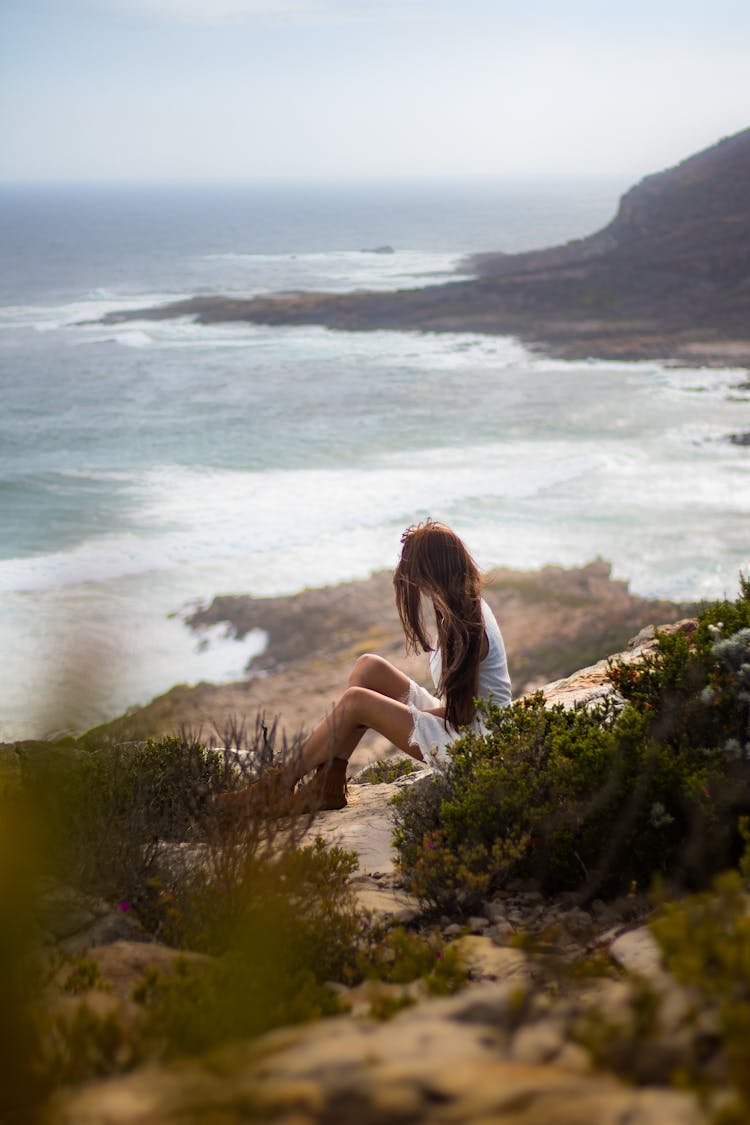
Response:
[99,128,750,365]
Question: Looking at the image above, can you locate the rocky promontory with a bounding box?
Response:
[38,623,735,1125]
[98,128,750,367]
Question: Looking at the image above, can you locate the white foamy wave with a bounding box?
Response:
[0,292,182,333]
[197,248,474,294]
[0,446,605,595]
[65,314,535,361]
[74,316,275,351]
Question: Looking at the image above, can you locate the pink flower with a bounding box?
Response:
[116,901,132,912]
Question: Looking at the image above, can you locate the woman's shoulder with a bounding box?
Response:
[480,597,502,632]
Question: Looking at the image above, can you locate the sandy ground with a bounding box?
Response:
[83,560,695,767]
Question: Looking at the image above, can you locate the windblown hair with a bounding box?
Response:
[393,520,484,731]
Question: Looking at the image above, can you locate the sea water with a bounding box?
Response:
[1,180,748,738]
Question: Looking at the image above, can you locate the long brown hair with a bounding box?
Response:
[393,520,484,730]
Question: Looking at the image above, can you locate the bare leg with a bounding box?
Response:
[298,685,424,775]
[347,652,413,700]
[298,652,414,769]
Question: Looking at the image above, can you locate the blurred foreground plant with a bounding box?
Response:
[0,793,44,1123]
[651,825,750,1124]
[3,712,465,1112]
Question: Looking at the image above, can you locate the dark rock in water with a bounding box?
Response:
[362,245,395,254]
[729,431,750,446]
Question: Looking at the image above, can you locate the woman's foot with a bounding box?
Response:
[289,756,348,814]
[212,761,298,822]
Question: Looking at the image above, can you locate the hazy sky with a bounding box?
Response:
[1,0,748,183]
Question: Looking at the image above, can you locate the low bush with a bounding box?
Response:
[650,834,750,1124]
[356,925,465,995]
[134,839,364,1056]
[393,581,750,915]
[6,713,467,1109]
[357,757,419,784]
[21,717,305,905]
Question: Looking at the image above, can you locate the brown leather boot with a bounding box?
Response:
[290,756,348,814]
[212,762,298,823]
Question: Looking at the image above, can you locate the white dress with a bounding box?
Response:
[404,598,511,766]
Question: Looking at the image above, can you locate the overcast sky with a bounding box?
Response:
[1,0,748,183]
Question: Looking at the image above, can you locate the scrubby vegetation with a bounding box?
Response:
[393,580,750,915]
[651,847,750,1125]
[0,715,465,1121]
[357,756,419,784]
[3,581,750,1121]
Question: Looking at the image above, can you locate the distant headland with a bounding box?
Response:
[99,128,750,368]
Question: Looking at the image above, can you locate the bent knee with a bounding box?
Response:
[348,653,385,688]
[341,684,370,709]
[340,685,371,726]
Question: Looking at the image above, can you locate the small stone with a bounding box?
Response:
[629,624,656,647]
[509,1019,566,1065]
[452,936,530,983]
[482,899,510,924]
[447,982,528,1030]
[518,891,545,905]
[591,898,617,925]
[368,1078,425,1118]
[443,923,464,939]
[487,920,516,945]
[609,927,664,981]
[353,885,420,926]
[559,907,594,938]
[468,916,489,933]
[554,1041,593,1074]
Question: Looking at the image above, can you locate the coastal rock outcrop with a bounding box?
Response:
[97,128,750,366]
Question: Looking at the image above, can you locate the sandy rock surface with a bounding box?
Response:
[49,985,707,1125]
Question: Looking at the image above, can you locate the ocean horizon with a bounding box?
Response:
[1,179,748,739]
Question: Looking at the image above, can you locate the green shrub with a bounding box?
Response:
[40,1004,139,1090]
[358,757,419,784]
[0,795,43,1124]
[20,718,307,906]
[609,579,750,766]
[651,848,750,1124]
[393,582,750,914]
[356,924,464,991]
[130,843,463,1056]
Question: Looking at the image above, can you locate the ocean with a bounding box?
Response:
[1,180,748,739]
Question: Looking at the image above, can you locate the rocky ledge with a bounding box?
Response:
[44,619,736,1125]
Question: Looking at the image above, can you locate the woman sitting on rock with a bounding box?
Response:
[289,519,512,812]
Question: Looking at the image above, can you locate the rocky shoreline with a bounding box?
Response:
[95,128,750,372]
[80,560,696,755]
[96,288,750,371]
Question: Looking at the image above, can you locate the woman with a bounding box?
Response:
[291,520,512,811]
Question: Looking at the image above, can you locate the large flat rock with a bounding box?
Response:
[308,769,432,875]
